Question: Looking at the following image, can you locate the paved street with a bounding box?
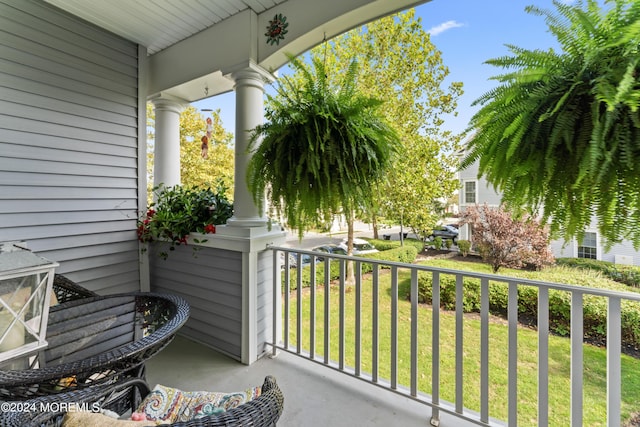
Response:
[282,222,416,250]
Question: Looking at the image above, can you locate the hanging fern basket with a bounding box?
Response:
[247,54,399,235]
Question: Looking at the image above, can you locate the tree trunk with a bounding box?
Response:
[346,215,355,285]
[372,214,379,240]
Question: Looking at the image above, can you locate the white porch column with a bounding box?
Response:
[151,96,186,189]
[226,63,275,228]
[213,62,282,365]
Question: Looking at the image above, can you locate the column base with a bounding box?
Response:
[189,224,286,251]
[215,224,283,239]
[225,216,269,228]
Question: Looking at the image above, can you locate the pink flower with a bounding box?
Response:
[131,413,147,421]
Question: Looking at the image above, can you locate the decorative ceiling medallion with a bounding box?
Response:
[265,13,288,45]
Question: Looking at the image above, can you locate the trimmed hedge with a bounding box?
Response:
[365,245,418,264]
[367,240,400,251]
[367,237,424,253]
[414,272,640,348]
[283,245,418,291]
[457,240,471,257]
[556,257,640,288]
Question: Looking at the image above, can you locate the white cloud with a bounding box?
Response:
[427,20,465,36]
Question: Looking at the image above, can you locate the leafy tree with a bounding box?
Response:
[304,9,464,240]
[179,107,234,193]
[461,0,640,248]
[461,204,554,273]
[146,104,234,199]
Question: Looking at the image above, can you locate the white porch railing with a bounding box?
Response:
[269,247,640,426]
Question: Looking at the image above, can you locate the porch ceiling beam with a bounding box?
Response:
[147,0,431,101]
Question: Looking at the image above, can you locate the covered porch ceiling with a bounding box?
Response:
[44,0,431,102]
[43,0,289,56]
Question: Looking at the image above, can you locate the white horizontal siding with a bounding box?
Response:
[0,187,138,200]
[549,239,573,259]
[0,129,137,157]
[477,179,502,207]
[3,210,137,227]
[458,158,479,181]
[0,0,141,293]
[0,101,137,138]
[0,115,136,146]
[601,242,639,265]
[256,250,274,357]
[0,171,135,189]
[0,199,137,214]
[150,245,244,360]
[0,3,137,74]
[459,155,505,209]
[28,230,135,251]
[0,71,136,118]
[3,222,133,242]
[0,159,136,179]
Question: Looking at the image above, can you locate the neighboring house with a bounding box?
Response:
[458,156,640,266]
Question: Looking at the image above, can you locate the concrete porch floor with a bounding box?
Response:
[146,335,478,427]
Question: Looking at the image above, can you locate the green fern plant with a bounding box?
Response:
[461,0,640,248]
[247,54,399,236]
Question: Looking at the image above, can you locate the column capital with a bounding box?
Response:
[224,60,276,86]
[148,94,189,113]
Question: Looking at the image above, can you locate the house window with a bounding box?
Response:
[578,232,597,259]
[464,181,476,204]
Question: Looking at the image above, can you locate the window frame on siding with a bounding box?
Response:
[463,180,477,205]
[577,231,598,260]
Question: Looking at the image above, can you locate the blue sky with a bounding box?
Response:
[193,0,564,137]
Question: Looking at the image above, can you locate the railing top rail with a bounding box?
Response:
[269,245,640,302]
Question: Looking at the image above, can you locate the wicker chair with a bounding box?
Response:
[52,274,98,303]
[0,375,284,427]
[0,293,189,400]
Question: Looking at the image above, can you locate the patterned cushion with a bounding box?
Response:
[136,384,262,423]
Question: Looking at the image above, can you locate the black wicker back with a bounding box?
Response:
[0,293,189,400]
[51,274,98,303]
[0,376,284,427]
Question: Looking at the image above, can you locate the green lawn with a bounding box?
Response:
[284,260,640,426]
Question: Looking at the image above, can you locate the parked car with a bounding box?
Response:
[312,244,348,259]
[280,252,315,269]
[428,225,459,244]
[338,238,379,255]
